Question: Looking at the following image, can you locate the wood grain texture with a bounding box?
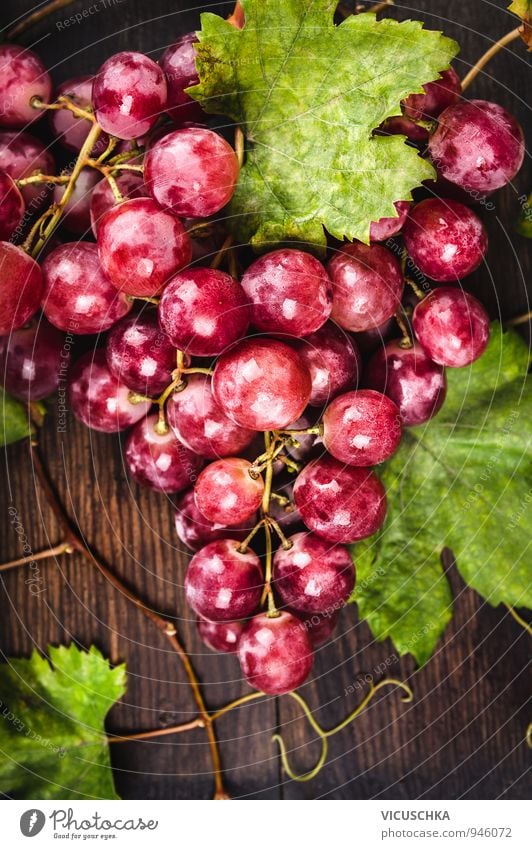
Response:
[0,0,530,800]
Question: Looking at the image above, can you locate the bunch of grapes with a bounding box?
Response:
[0,33,524,697]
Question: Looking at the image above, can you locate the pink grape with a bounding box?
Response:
[0,319,67,402]
[327,241,404,332]
[97,198,192,296]
[402,67,461,121]
[194,457,264,526]
[370,200,411,243]
[90,172,147,236]
[412,286,490,367]
[428,100,525,193]
[290,320,361,406]
[41,242,132,334]
[144,128,239,217]
[68,349,152,432]
[240,249,332,336]
[166,374,255,459]
[353,317,395,356]
[0,170,24,241]
[212,338,312,431]
[295,610,339,648]
[105,311,177,396]
[197,617,245,653]
[92,51,167,140]
[0,44,52,128]
[0,131,55,207]
[366,340,447,426]
[293,455,387,543]
[0,242,43,334]
[322,390,402,466]
[185,539,263,622]
[237,611,314,695]
[402,199,487,282]
[160,33,203,124]
[49,76,109,153]
[272,532,355,614]
[158,267,250,356]
[53,168,101,234]
[175,488,254,551]
[125,413,203,493]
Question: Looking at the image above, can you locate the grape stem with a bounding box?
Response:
[0,541,73,573]
[4,0,76,39]
[395,309,413,349]
[506,605,532,637]
[461,28,522,92]
[16,174,70,187]
[31,95,96,125]
[505,310,532,328]
[210,233,234,270]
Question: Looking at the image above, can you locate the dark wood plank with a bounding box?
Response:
[0,0,530,801]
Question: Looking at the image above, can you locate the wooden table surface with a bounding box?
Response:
[0,0,530,800]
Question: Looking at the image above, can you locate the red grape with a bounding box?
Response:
[53,168,101,234]
[42,242,132,334]
[290,320,361,406]
[90,172,147,236]
[175,488,254,551]
[212,338,312,431]
[194,457,264,526]
[296,610,339,648]
[272,532,355,614]
[240,249,332,336]
[197,617,245,653]
[403,199,487,282]
[0,131,55,207]
[327,242,404,332]
[378,115,429,145]
[97,198,192,296]
[167,374,255,459]
[0,44,52,128]
[144,128,239,217]
[412,286,490,367]
[237,611,314,695]
[0,319,67,402]
[158,268,250,356]
[370,200,411,243]
[293,455,387,543]
[402,67,461,121]
[160,33,203,124]
[0,242,43,334]
[49,76,108,153]
[125,413,202,493]
[185,539,263,621]
[92,51,167,140]
[366,340,447,426]
[69,349,152,432]
[105,311,177,396]
[428,100,525,193]
[322,390,402,466]
[0,170,24,240]
[353,316,396,356]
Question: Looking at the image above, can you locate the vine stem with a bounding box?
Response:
[461,28,522,91]
[108,718,205,743]
[4,0,75,39]
[505,310,532,328]
[0,541,73,573]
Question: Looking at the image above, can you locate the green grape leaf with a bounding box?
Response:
[0,387,32,446]
[0,644,126,799]
[190,0,458,251]
[351,324,532,666]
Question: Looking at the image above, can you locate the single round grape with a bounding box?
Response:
[90,172,147,236]
[212,338,312,431]
[370,200,411,243]
[105,311,176,396]
[0,44,53,128]
[185,539,263,622]
[167,374,255,459]
[272,532,355,614]
[41,242,132,334]
[0,170,24,241]
[53,168,101,235]
[197,617,245,653]
[412,286,490,367]
[160,33,203,124]
[402,67,461,121]
[378,115,429,145]
[290,320,361,406]
[353,316,395,356]
[327,241,404,332]
[240,248,332,336]
[97,198,192,296]
[49,76,109,153]
[322,389,402,466]
[295,610,339,648]
[0,242,43,334]
[144,128,239,217]
[237,611,314,695]
[0,131,55,207]
[175,488,255,551]
[293,455,387,543]
[125,413,203,493]
[92,51,167,140]
[403,199,487,282]
[68,349,152,432]
[366,340,447,426]
[0,319,67,402]
[158,267,250,356]
[194,457,264,526]
[428,100,525,193]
